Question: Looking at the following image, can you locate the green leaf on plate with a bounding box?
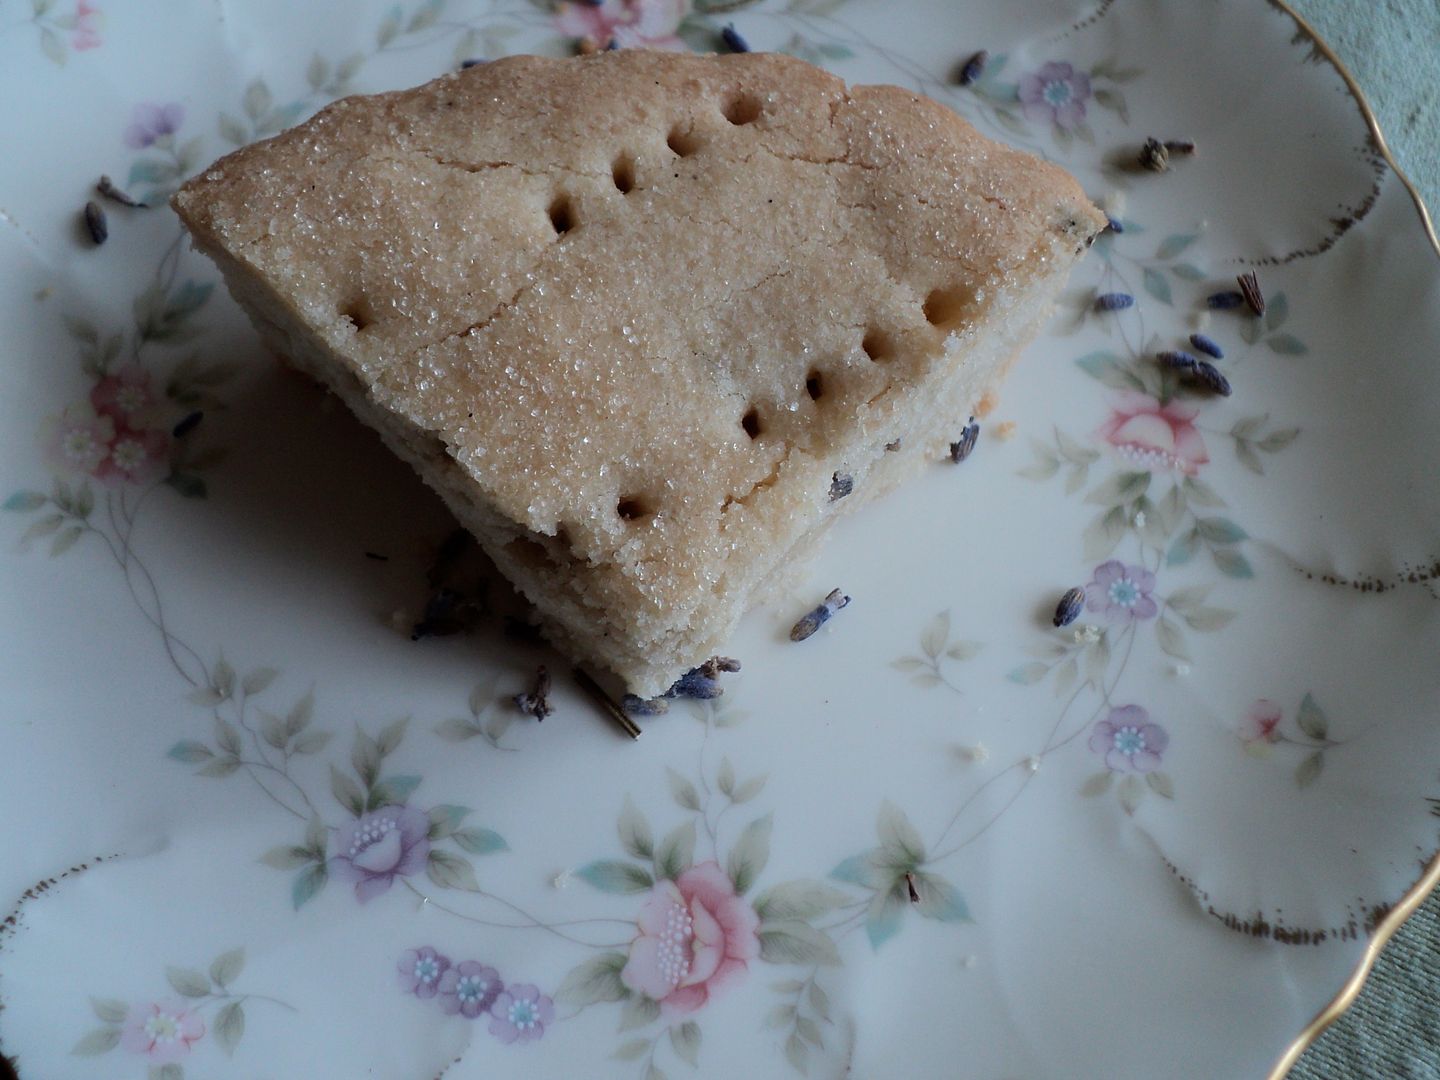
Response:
[1297,693,1329,741]
[167,740,214,764]
[753,880,850,922]
[1155,233,1198,260]
[577,860,654,894]
[667,767,701,811]
[4,491,46,511]
[670,1020,702,1065]
[1212,547,1255,579]
[452,827,507,856]
[1117,774,1145,815]
[209,948,244,988]
[1142,267,1172,305]
[554,951,628,1007]
[214,1000,245,1055]
[726,814,773,894]
[71,1026,121,1055]
[1295,750,1325,788]
[259,845,314,870]
[426,849,480,892]
[90,997,128,1023]
[758,920,841,965]
[1080,771,1114,797]
[292,863,327,909]
[1266,333,1308,355]
[655,820,697,882]
[165,966,210,998]
[618,794,654,860]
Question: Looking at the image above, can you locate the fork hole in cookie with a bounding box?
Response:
[611,155,636,194]
[547,195,576,235]
[922,285,974,331]
[741,406,763,440]
[722,93,763,126]
[667,125,704,158]
[805,369,824,401]
[338,298,375,332]
[616,494,655,522]
[861,327,893,363]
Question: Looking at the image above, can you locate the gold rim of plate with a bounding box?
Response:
[1263,4,1440,1076]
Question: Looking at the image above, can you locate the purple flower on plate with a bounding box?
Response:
[1018,61,1091,129]
[331,805,430,903]
[439,961,503,1018]
[488,984,554,1044]
[1085,560,1158,622]
[124,102,184,149]
[397,946,451,999]
[1090,705,1168,773]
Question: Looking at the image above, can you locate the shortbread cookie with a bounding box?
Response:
[174,50,1105,696]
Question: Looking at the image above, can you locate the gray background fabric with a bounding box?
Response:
[1286,2,1439,1076]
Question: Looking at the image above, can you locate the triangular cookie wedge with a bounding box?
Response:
[174,51,1104,697]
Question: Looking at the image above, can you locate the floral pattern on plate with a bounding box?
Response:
[2,1,1438,1079]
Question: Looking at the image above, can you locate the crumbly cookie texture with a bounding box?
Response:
[174,51,1105,697]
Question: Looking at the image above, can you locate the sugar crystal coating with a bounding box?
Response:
[174,52,1104,695]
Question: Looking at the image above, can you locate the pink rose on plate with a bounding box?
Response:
[331,805,430,903]
[119,1001,205,1063]
[1098,390,1209,476]
[553,0,690,50]
[90,365,155,422]
[71,0,103,50]
[1240,699,1282,745]
[45,403,115,478]
[620,860,759,1015]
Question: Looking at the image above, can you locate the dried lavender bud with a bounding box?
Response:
[171,410,203,438]
[604,36,620,50]
[1052,587,1085,628]
[622,694,670,717]
[1104,215,1125,234]
[1094,292,1135,311]
[96,175,145,208]
[459,58,485,69]
[1189,333,1224,359]
[696,656,742,678]
[721,23,750,53]
[1189,359,1232,396]
[1237,271,1265,316]
[514,666,554,721]
[410,588,482,639]
[905,871,920,903]
[1163,139,1196,155]
[1156,349,1199,372]
[885,439,901,452]
[829,472,854,501]
[956,49,988,87]
[1138,137,1170,173]
[82,200,107,245]
[948,419,979,464]
[1207,290,1245,310]
[790,588,851,642]
[664,669,723,700]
